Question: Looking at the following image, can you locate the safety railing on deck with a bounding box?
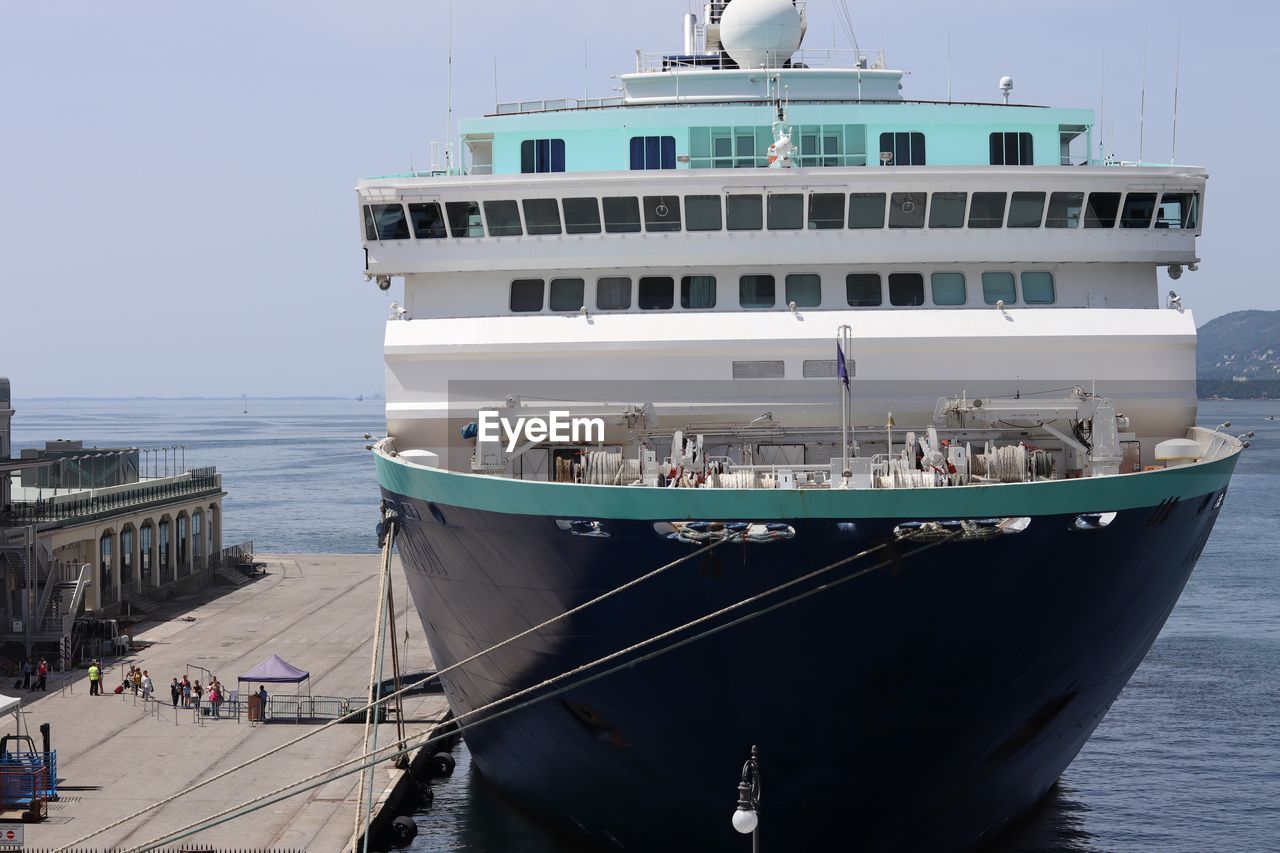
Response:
[634,47,885,74]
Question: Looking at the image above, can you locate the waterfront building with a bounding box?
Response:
[0,377,226,660]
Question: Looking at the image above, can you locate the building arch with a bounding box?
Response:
[176,511,190,576]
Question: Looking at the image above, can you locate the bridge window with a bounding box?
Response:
[631,136,677,170]
[888,192,927,228]
[888,273,925,306]
[848,193,886,228]
[445,201,483,238]
[521,139,566,174]
[846,274,882,306]
[989,132,1034,166]
[639,276,675,310]
[808,193,845,229]
[968,192,1007,229]
[796,126,848,167]
[1084,192,1121,228]
[727,195,763,230]
[879,132,926,166]
[549,278,585,312]
[785,274,822,307]
[563,197,602,234]
[681,275,717,309]
[685,195,723,231]
[483,200,523,237]
[522,199,562,235]
[982,272,1017,305]
[603,197,642,233]
[1046,192,1083,228]
[1021,272,1056,304]
[510,279,544,312]
[740,275,776,308]
[644,196,682,232]
[408,202,447,238]
[596,277,632,310]
[365,204,410,241]
[1121,193,1157,228]
[931,272,967,305]
[524,139,565,174]
[689,126,771,169]
[767,194,804,230]
[1007,192,1046,228]
[1157,192,1199,229]
[929,192,967,228]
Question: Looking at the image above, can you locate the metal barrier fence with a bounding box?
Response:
[213,694,383,724]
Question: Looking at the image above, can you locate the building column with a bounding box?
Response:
[129,525,141,594]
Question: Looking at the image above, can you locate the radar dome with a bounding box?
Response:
[719,0,804,70]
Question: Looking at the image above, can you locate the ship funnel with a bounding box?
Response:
[683,12,698,55]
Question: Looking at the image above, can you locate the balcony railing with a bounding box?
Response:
[0,469,220,525]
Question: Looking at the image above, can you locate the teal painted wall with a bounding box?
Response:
[461,103,1094,175]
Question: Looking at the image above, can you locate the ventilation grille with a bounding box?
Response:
[802,359,855,379]
[732,360,785,379]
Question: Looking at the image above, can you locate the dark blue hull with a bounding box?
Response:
[382,486,1229,851]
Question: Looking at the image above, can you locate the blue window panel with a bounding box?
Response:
[521,139,566,173]
[630,136,677,170]
[631,137,646,170]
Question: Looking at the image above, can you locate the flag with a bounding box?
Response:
[836,341,850,389]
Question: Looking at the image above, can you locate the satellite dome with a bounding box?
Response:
[719,0,804,70]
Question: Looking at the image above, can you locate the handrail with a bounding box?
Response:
[0,471,221,524]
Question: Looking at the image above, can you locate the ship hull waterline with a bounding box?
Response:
[376,450,1238,851]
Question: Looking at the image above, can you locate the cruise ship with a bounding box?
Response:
[356,1,1241,849]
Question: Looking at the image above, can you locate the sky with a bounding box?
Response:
[1,0,1275,397]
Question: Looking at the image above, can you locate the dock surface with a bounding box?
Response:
[14,554,447,852]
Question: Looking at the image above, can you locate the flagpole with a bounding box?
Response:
[837,325,852,485]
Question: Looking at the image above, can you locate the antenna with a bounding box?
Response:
[1171,21,1182,163]
[493,55,498,109]
[947,31,952,103]
[1098,51,1106,160]
[446,0,454,171]
[1138,25,1148,165]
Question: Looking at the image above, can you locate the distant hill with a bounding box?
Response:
[1197,310,1280,399]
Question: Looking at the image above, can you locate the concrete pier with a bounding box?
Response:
[11,554,449,851]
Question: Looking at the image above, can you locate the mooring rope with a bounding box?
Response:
[124,532,956,853]
[53,529,739,852]
[352,514,395,853]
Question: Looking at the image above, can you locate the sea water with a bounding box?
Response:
[10,398,1278,851]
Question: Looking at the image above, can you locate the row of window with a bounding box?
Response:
[362,189,1200,241]
[522,131,1033,173]
[507,270,1057,313]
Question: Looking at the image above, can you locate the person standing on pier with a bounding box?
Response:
[21,658,33,691]
[141,671,153,701]
[192,680,203,714]
[182,676,192,708]
[88,660,101,695]
[171,678,181,707]
[36,659,48,691]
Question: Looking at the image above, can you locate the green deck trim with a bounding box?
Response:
[375,449,1239,521]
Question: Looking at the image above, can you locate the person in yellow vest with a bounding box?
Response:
[88,661,101,696]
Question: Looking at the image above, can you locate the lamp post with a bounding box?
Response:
[732,745,761,852]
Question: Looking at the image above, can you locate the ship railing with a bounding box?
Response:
[704,0,808,23]
[494,96,625,116]
[633,47,885,74]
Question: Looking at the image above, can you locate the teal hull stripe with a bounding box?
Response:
[375,450,1239,521]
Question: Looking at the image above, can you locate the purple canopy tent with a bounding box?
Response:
[238,654,310,695]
